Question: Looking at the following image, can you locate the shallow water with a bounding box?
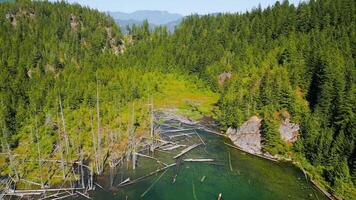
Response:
[77,117,327,200]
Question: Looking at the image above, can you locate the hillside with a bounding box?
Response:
[0,0,355,199]
[0,0,216,189]
[117,0,355,198]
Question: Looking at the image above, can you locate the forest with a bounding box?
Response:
[0,0,355,199]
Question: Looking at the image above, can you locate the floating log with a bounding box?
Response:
[162,129,194,133]
[200,176,206,183]
[169,132,195,139]
[183,159,214,162]
[173,143,202,159]
[217,193,222,200]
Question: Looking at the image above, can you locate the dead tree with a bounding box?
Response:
[2,127,19,181]
[96,74,104,174]
[90,113,98,174]
[34,117,44,189]
[56,111,66,179]
[59,95,69,172]
[148,95,154,153]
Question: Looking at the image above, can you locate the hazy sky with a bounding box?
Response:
[53,0,304,15]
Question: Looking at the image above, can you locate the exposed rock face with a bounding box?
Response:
[70,14,77,29]
[218,72,232,86]
[226,116,262,154]
[279,118,299,143]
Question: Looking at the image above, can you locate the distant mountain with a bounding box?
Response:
[109,10,183,33]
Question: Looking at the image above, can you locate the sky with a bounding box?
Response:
[52,0,304,15]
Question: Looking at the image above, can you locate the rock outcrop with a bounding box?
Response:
[226,116,262,154]
[279,118,299,143]
[226,115,300,156]
[218,72,232,86]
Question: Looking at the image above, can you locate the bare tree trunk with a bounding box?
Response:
[59,95,69,172]
[34,117,44,188]
[150,95,154,152]
[2,127,19,181]
[96,74,103,174]
[56,111,66,179]
[90,113,98,174]
[80,147,85,188]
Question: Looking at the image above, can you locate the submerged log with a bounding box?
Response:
[118,178,130,186]
[140,169,168,197]
[162,145,185,151]
[173,143,202,159]
[183,159,214,162]
[200,176,206,183]
[118,163,177,187]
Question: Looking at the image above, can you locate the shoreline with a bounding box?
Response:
[137,110,342,200]
[195,116,340,200]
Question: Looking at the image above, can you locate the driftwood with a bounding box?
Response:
[161,129,194,133]
[173,143,202,159]
[118,178,130,186]
[183,159,214,162]
[136,153,168,166]
[39,191,68,200]
[52,193,77,200]
[162,145,185,151]
[200,176,206,183]
[194,130,206,145]
[76,191,91,199]
[118,163,177,187]
[169,132,195,139]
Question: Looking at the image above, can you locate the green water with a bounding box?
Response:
[82,118,327,200]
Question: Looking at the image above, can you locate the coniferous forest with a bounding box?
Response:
[0,0,355,199]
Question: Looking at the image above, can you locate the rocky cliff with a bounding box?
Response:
[226,116,262,154]
[226,116,299,156]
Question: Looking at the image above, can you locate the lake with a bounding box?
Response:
[79,114,328,200]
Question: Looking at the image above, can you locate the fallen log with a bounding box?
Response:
[136,153,168,166]
[118,163,177,187]
[183,159,214,162]
[162,129,194,133]
[194,130,206,145]
[52,193,77,200]
[162,145,185,151]
[118,178,130,186]
[76,191,91,199]
[173,143,202,159]
[169,132,195,139]
[200,176,206,183]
